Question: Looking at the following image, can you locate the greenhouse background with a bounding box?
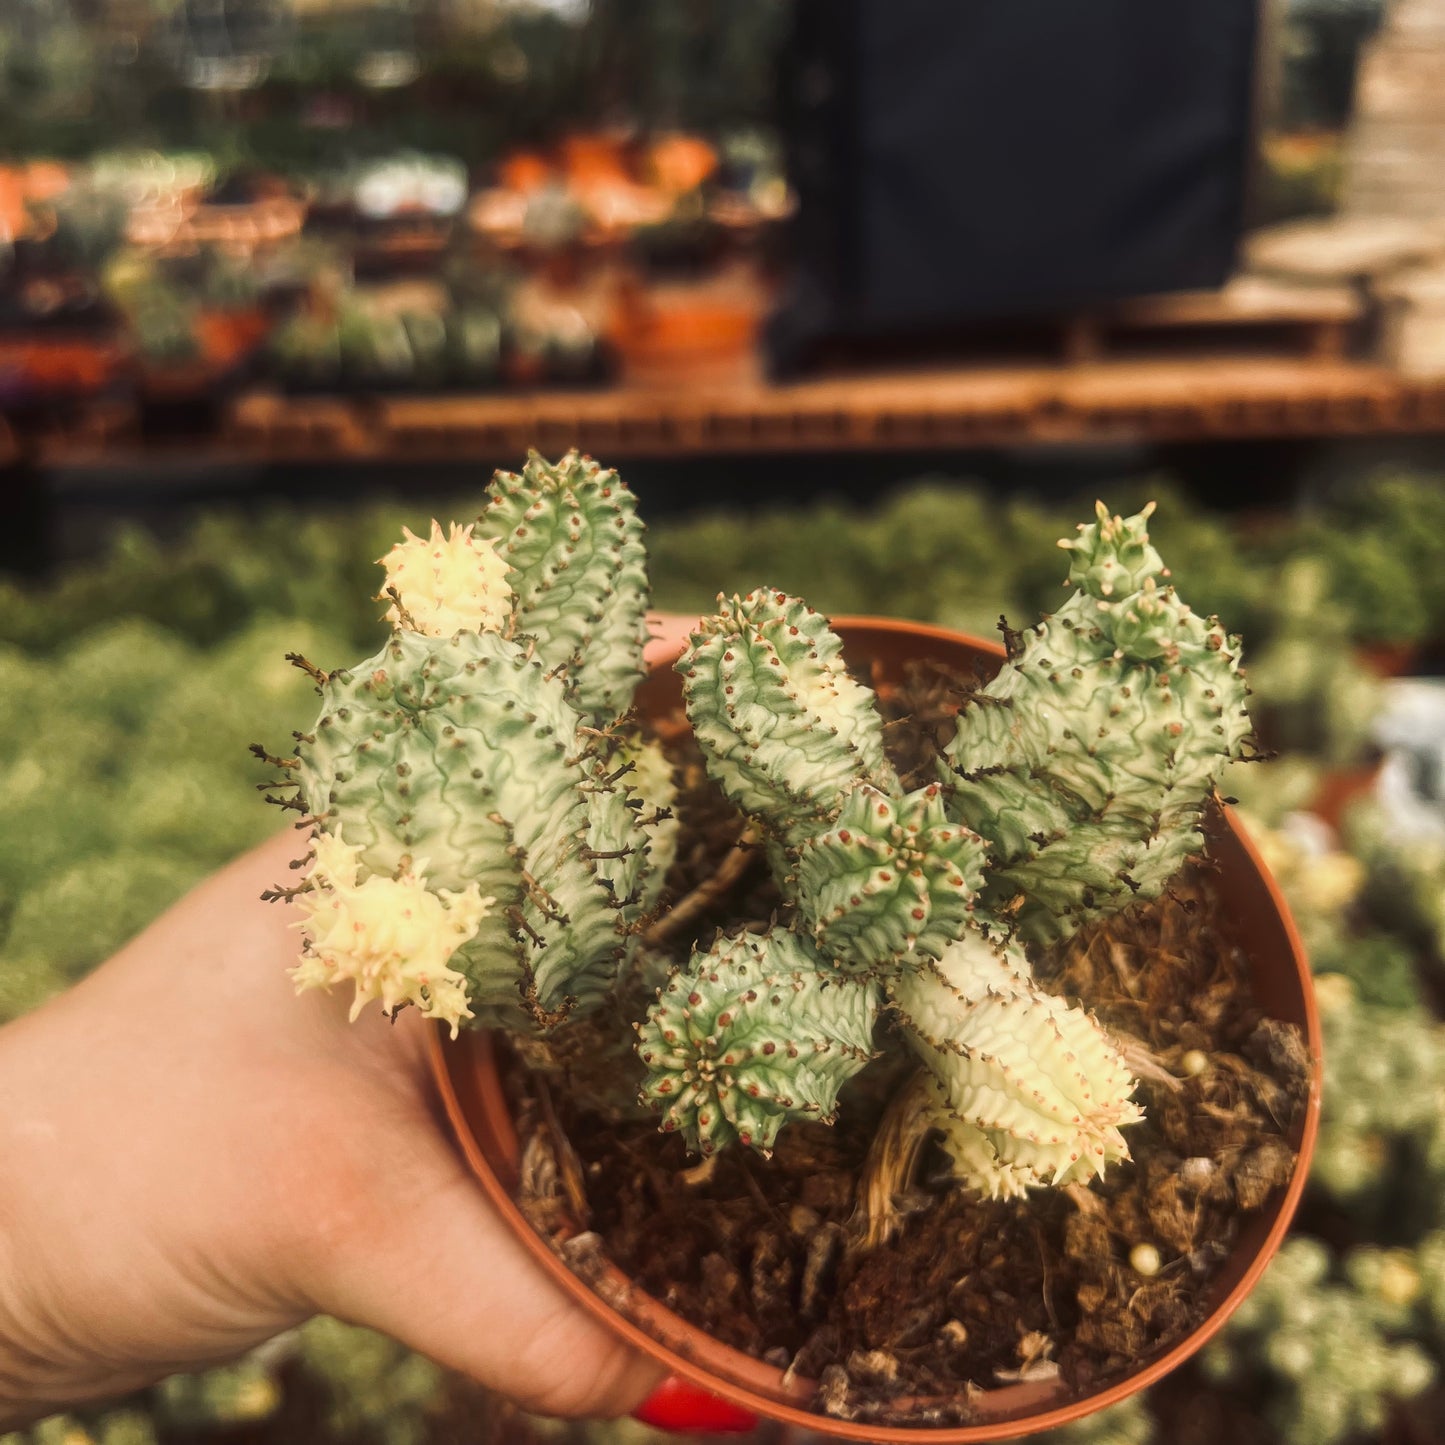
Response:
[6,1,1445,1443]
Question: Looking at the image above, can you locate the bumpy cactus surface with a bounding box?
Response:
[890,930,1141,1196]
[266,475,1251,1208]
[679,589,898,848]
[636,930,878,1155]
[479,450,649,725]
[292,627,626,1026]
[945,501,1253,945]
[793,783,987,974]
[655,501,1251,1193]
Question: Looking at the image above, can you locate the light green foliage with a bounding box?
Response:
[636,930,877,1155]
[1311,978,1445,1220]
[291,1317,446,1445]
[1203,1237,1436,1445]
[1,1411,158,1445]
[153,1345,286,1427]
[1247,557,1384,766]
[59,620,196,735]
[1349,802,1445,971]
[945,502,1253,945]
[480,451,650,724]
[141,619,355,776]
[4,851,210,980]
[1222,754,1322,827]
[1238,817,1421,1007]
[1297,468,1445,648]
[793,783,987,973]
[679,587,898,846]
[1420,1231,1445,1347]
[861,483,1021,637]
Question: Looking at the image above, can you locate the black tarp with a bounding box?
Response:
[768,0,1261,375]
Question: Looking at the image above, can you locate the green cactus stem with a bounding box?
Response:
[292,627,624,1027]
[479,450,650,724]
[792,782,988,974]
[679,589,898,849]
[636,929,878,1156]
[945,501,1254,945]
[890,928,1141,1198]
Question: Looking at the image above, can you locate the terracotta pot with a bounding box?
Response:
[608,289,761,387]
[427,618,1323,1440]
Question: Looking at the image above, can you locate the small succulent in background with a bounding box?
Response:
[1202,1236,1436,1445]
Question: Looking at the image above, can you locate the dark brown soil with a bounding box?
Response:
[510,659,1313,1426]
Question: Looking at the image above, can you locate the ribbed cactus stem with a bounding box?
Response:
[793,782,988,974]
[679,589,898,848]
[636,929,878,1156]
[295,627,623,1027]
[479,450,650,724]
[945,501,1253,945]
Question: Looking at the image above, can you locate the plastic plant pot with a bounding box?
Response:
[427,618,1323,1442]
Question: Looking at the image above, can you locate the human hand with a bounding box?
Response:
[0,828,664,1427]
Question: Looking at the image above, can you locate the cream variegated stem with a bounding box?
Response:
[377,519,513,637]
[890,928,1142,1197]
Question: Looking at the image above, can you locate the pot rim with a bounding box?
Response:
[427,617,1324,1440]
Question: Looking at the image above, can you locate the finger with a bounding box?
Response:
[643,612,698,665]
[309,1128,665,1419]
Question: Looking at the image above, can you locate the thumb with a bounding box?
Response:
[307,1121,665,1419]
[644,611,698,665]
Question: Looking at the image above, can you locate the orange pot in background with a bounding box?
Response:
[195,307,270,370]
[609,269,764,387]
[429,620,1323,1441]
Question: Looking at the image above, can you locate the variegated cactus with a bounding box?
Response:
[264,476,1252,1211]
